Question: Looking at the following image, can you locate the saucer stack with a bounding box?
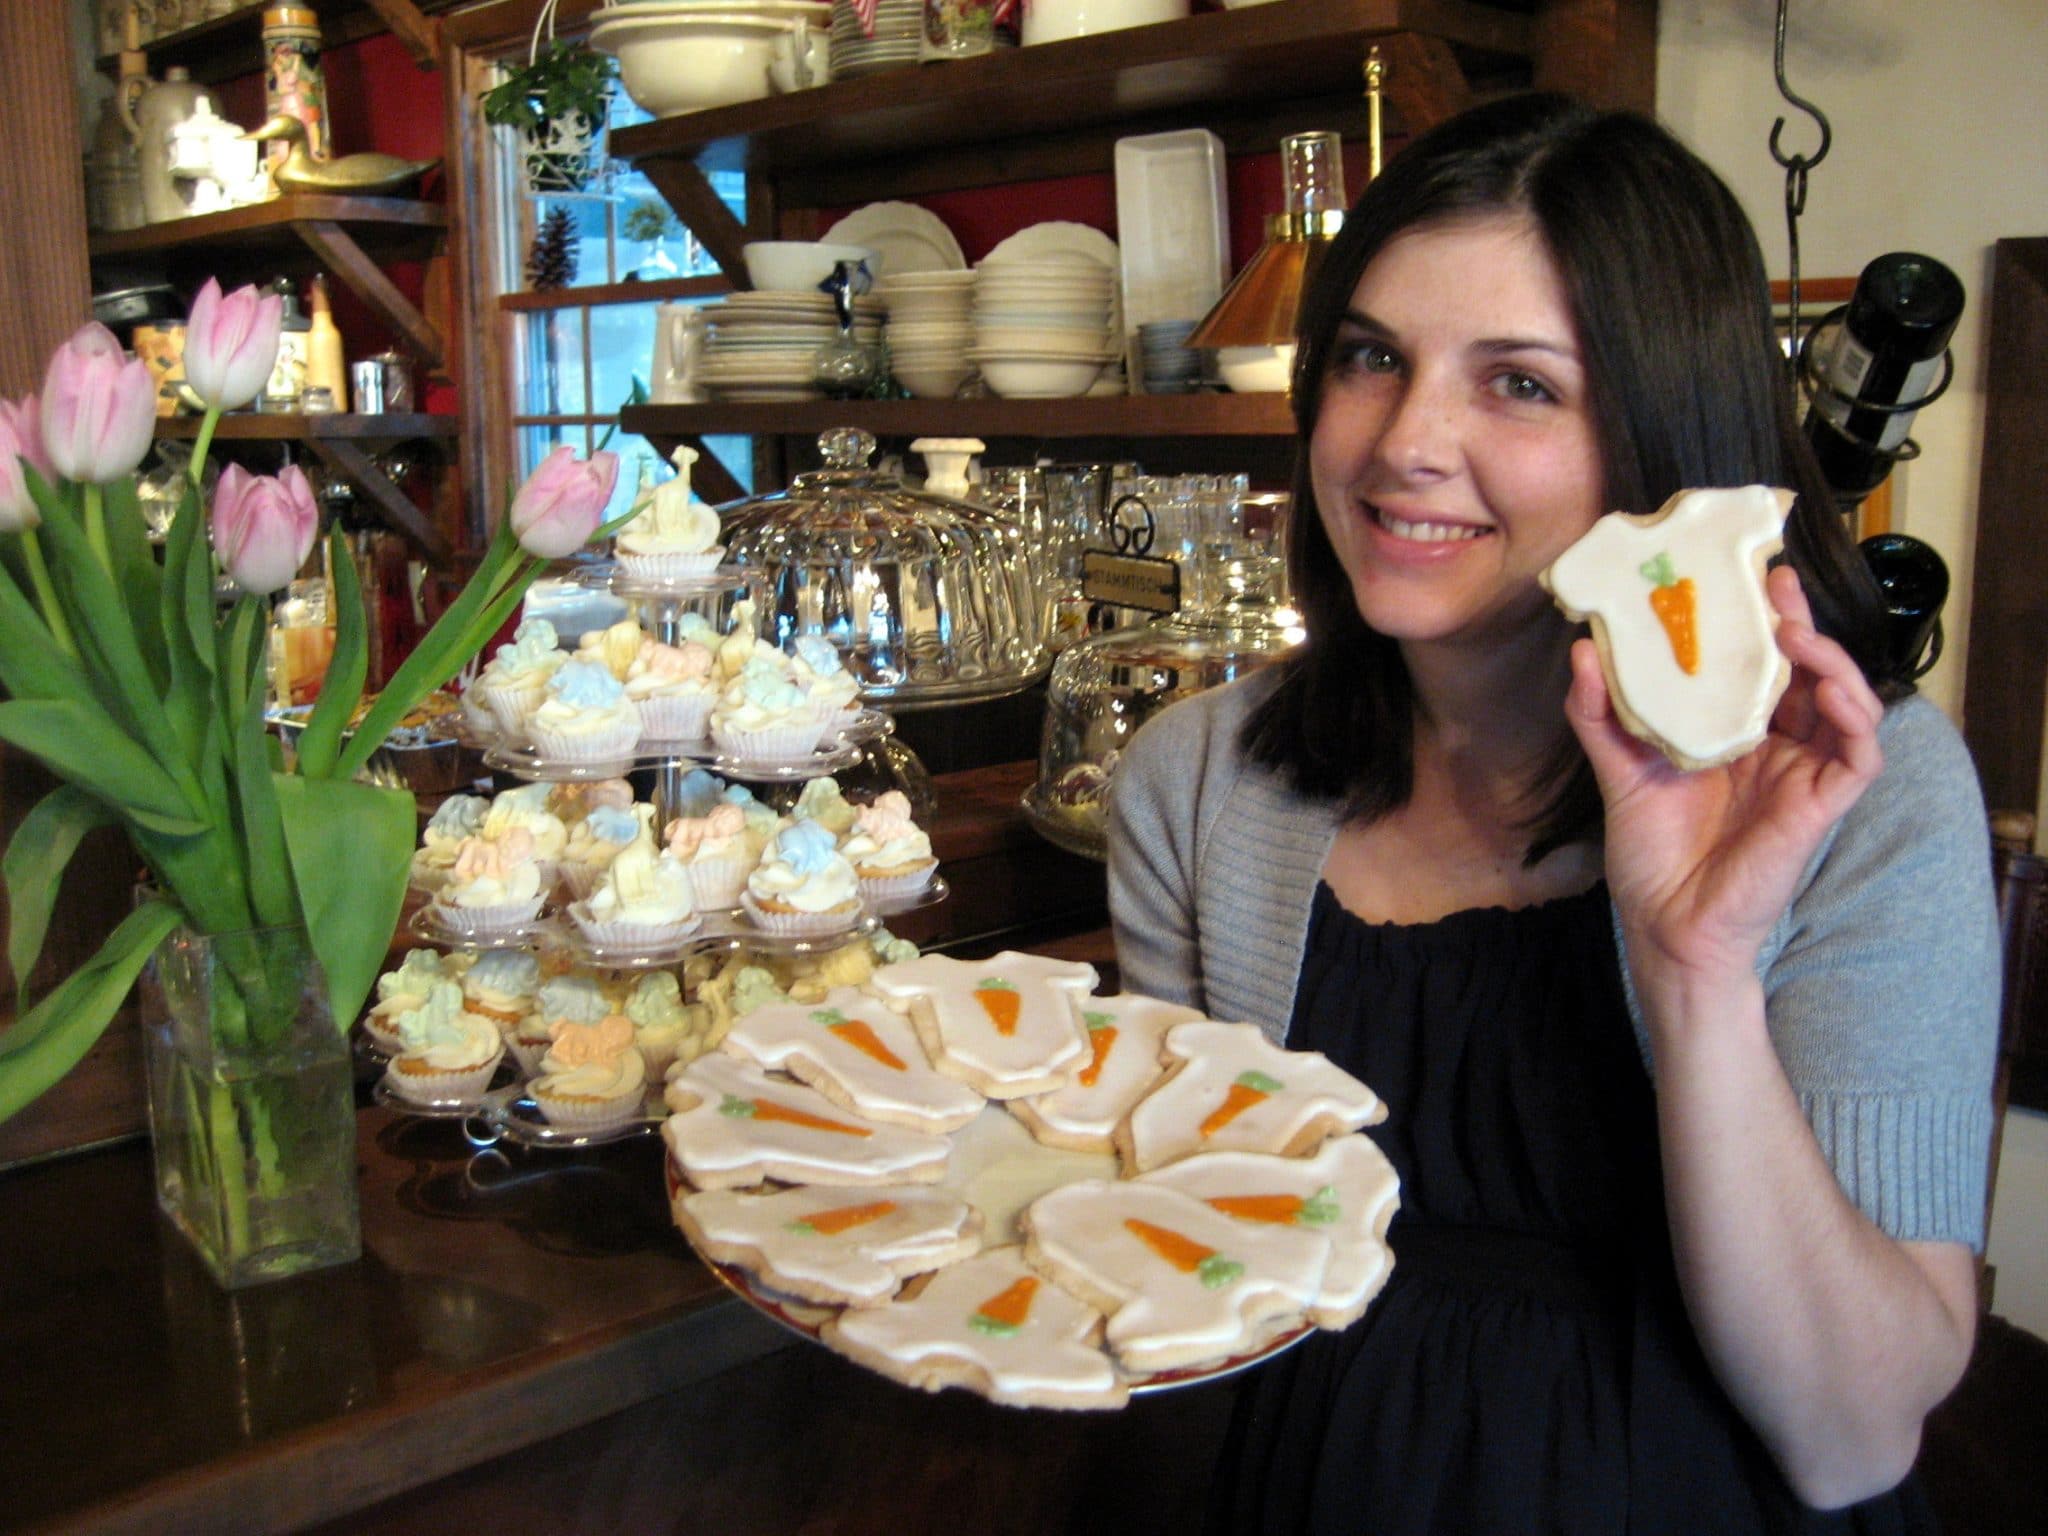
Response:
[1136,318,1203,393]
[697,290,885,402]
[829,0,922,77]
[966,256,1123,399]
[876,271,976,398]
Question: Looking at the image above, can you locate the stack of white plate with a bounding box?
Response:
[967,253,1123,399]
[876,271,976,398]
[1136,317,1204,393]
[697,290,885,402]
[829,0,922,77]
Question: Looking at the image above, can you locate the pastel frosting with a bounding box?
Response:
[530,658,641,744]
[790,635,861,714]
[565,802,641,869]
[584,805,697,927]
[395,981,504,1071]
[792,776,858,837]
[481,783,569,861]
[442,828,542,909]
[716,654,816,731]
[369,947,459,1026]
[484,617,564,689]
[747,819,859,914]
[532,974,612,1032]
[463,948,540,1014]
[549,777,637,824]
[618,447,722,557]
[624,638,715,703]
[841,792,933,874]
[576,618,648,681]
[666,802,752,865]
[672,767,729,819]
[533,1013,647,1102]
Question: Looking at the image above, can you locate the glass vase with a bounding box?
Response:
[141,923,361,1289]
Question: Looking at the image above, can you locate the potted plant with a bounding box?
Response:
[480,31,617,194]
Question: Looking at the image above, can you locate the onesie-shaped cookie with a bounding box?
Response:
[675,1183,983,1307]
[1541,485,1793,771]
[1140,1134,1401,1329]
[1019,1179,1331,1373]
[865,951,1098,1098]
[823,1244,1129,1410]
[1119,1019,1387,1174]
[1010,993,1206,1153]
[663,1052,951,1190]
[721,985,987,1135]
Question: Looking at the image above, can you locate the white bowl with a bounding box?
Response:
[1216,343,1295,393]
[591,14,788,115]
[968,352,1109,398]
[1021,0,1187,44]
[973,323,1110,353]
[894,359,975,398]
[742,240,882,291]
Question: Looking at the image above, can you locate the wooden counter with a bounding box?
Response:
[0,761,1117,1536]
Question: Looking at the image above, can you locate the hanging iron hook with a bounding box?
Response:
[1768,0,1832,177]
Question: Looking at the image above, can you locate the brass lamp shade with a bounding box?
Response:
[1185,213,1339,349]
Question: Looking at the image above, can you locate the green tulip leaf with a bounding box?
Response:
[2,786,114,1012]
[0,897,183,1124]
[156,495,213,773]
[273,773,414,1028]
[0,699,206,834]
[102,476,167,692]
[296,527,369,780]
[0,557,94,701]
[233,681,296,931]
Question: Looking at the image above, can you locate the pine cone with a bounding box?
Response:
[525,206,578,291]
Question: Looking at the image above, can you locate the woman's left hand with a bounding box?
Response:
[1564,564,1884,983]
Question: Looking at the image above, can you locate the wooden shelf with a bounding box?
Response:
[98,0,458,84]
[88,193,445,262]
[154,410,457,441]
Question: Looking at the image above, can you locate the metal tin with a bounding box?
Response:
[370,351,413,413]
[350,359,386,415]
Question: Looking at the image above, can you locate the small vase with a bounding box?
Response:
[141,923,361,1289]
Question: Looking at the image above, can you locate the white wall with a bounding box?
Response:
[1658,0,2048,1336]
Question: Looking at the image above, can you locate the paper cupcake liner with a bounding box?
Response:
[507,1033,555,1078]
[856,861,938,903]
[381,1051,501,1107]
[635,690,715,742]
[430,895,545,939]
[615,548,726,583]
[557,860,614,903]
[569,904,704,952]
[531,1085,649,1132]
[359,1012,409,1057]
[712,718,827,763]
[741,891,863,937]
[683,853,753,909]
[525,716,643,763]
[476,677,552,739]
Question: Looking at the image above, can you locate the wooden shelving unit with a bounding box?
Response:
[97,0,456,84]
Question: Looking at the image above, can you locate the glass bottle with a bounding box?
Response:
[260,276,312,412]
[304,275,348,409]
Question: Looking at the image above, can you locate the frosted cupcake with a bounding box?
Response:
[382,980,505,1105]
[788,635,863,739]
[362,947,465,1056]
[560,801,641,901]
[511,972,611,1075]
[410,793,490,894]
[481,782,570,880]
[721,783,783,853]
[431,827,546,937]
[570,804,701,950]
[527,658,643,764]
[623,969,693,1081]
[614,445,724,582]
[790,775,858,839]
[838,791,938,902]
[547,777,635,835]
[710,653,825,763]
[670,766,729,821]
[713,598,776,686]
[529,1012,649,1132]
[664,801,756,909]
[472,618,565,740]
[461,947,541,1032]
[625,635,717,741]
[741,818,863,936]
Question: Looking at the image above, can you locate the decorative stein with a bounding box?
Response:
[261,6,329,171]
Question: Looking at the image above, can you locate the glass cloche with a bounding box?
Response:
[1025,491,1300,860]
[715,428,1047,708]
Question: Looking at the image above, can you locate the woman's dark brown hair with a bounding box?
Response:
[1241,91,1897,860]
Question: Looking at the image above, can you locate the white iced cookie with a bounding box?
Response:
[662,1052,951,1190]
[720,985,987,1135]
[1140,1135,1401,1330]
[675,1183,983,1308]
[1541,485,1793,771]
[865,950,1097,1099]
[822,1244,1129,1410]
[1018,1180,1330,1374]
[1120,1020,1387,1174]
[1010,993,1205,1154]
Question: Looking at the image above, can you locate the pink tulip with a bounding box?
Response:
[182,279,283,413]
[0,416,40,532]
[0,394,52,483]
[508,445,619,559]
[210,462,319,596]
[39,322,156,485]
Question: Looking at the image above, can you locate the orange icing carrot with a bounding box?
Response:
[975,979,1021,1036]
[1640,553,1699,675]
[797,1200,899,1235]
[1077,1011,1118,1088]
[1205,1194,1307,1225]
[1200,1070,1283,1138]
[968,1275,1039,1336]
[721,1093,871,1138]
[1124,1217,1216,1273]
[816,1009,907,1071]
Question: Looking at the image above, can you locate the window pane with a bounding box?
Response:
[590,300,658,419]
[518,307,588,417]
[533,191,618,289]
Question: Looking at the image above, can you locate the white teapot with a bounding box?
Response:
[166,98,266,213]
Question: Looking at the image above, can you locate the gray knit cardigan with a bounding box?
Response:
[1106,667,2001,1249]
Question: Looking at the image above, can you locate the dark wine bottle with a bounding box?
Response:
[1803,251,1964,512]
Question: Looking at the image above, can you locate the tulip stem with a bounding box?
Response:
[19,528,77,658]
[190,409,220,488]
[82,483,111,571]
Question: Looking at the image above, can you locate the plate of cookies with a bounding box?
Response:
[661,950,1402,1408]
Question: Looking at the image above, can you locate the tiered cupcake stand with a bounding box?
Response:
[369,564,947,1151]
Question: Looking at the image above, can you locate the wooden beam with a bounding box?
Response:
[1378,31,1474,137]
[304,436,450,559]
[639,158,753,286]
[0,3,90,394]
[291,219,445,367]
[361,0,442,65]
[1530,0,1658,113]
